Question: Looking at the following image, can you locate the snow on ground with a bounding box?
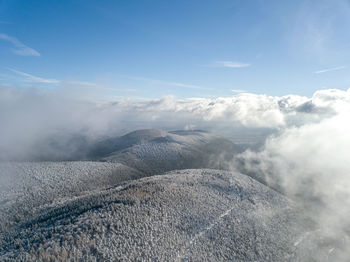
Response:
[0,169,299,261]
[0,130,240,234]
[0,161,143,235]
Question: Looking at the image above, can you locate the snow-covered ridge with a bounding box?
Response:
[91,129,240,174]
[0,161,143,234]
[0,169,299,261]
[0,129,239,235]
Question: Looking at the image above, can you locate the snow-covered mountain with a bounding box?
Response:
[1,169,299,261]
[1,129,346,261]
[90,129,241,174]
[0,130,241,235]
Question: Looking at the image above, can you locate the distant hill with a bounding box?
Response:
[90,129,242,174]
[1,129,243,168]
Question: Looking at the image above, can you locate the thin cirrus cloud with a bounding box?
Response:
[122,75,212,90]
[0,33,40,56]
[6,68,132,93]
[61,80,132,92]
[8,69,100,88]
[63,80,97,87]
[8,68,59,84]
[314,66,346,74]
[211,61,251,68]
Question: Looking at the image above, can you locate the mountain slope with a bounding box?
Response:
[0,161,143,234]
[1,169,299,261]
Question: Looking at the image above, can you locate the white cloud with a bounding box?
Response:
[0,33,40,56]
[0,86,348,158]
[314,66,346,74]
[231,89,246,93]
[211,61,251,68]
[0,86,341,149]
[233,88,350,260]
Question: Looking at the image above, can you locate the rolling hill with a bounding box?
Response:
[90,129,241,174]
[1,169,300,261]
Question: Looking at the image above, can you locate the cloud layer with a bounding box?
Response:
[232,89,350,260]
[0,86,346,158]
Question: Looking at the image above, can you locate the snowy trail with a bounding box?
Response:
[176,205,236,262]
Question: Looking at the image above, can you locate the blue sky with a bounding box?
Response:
[1,0,350,99]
